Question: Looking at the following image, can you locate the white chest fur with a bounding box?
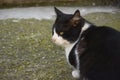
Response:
[65,42,77,68]
[65,41,80,78]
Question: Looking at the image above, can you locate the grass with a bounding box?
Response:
[0,12,120,80]
[0,19,73,80]
[84,12,120,30]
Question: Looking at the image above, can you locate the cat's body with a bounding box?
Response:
[52,7,120,80]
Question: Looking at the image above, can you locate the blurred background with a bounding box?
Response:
[0,0,120,80]
[0,0,120,8]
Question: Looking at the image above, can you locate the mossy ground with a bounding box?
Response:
[0,12,120,80]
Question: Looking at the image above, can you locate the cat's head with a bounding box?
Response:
[52,7,85,47]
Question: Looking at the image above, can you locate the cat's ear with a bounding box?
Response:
[70,10,81,27]
[54,7,63,16]
[73,10,80,21]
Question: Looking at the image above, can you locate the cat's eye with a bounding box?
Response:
[60,32,64,35]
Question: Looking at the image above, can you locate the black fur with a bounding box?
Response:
[80,26,120,80]
[69,45,77,68]
[52,7,120,80]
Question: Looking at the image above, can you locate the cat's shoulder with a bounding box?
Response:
[83,25,120,37]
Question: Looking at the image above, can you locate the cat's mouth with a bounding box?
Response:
[52,37,70,47]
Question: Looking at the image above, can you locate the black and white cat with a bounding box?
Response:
[52,7,120,80]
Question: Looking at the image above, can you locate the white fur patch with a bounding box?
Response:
[81,22,91,33]
[75,48,80,69]
[65,41,77,68]
[72,69,80,79]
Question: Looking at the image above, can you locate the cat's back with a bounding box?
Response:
[80,26,120,80]
[83,26,120,62]
[84,26,120,41]
[83,26,120,52]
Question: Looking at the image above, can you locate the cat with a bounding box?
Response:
[52,7,120,80]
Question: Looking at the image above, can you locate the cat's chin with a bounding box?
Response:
[52,38,71,47]
[54,41,71,48]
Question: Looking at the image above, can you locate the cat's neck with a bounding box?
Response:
[65,22,91,60]
[65,22,91,48]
